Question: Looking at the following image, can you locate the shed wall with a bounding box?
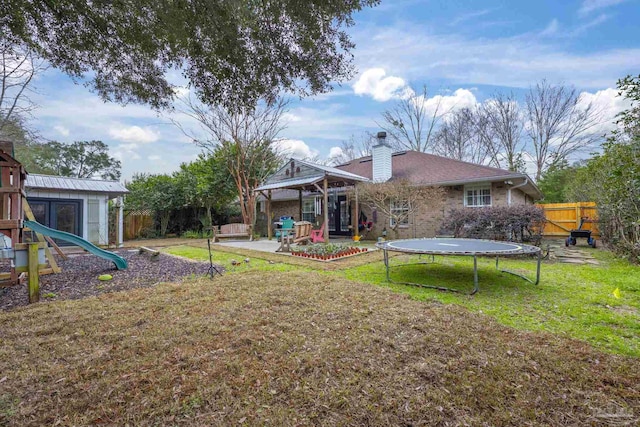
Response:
[26,190,110,245]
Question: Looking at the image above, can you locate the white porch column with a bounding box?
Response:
[117,196,124,248]
[323,177,329,243]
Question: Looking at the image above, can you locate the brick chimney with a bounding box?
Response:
[372,131,392,182]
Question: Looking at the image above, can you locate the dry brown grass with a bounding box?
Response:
[189,241,387,271]
[1,271,639,426]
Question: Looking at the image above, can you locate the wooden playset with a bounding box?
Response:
[0,141,63,302]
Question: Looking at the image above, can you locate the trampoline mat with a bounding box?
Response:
[377,238,540,256]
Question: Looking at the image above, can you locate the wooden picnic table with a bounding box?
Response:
[275,227,294,252]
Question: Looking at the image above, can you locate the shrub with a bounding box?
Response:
[138,226,158,239]
[181,230,202,239]
[442,205,545,244]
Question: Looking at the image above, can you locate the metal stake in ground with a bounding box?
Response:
[207,239,223,279]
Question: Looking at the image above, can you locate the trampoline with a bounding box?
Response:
[375,238,542,295]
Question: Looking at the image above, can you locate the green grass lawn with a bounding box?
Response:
[341,251,640,357]
[166,244,640,357]
[166,245,306,274]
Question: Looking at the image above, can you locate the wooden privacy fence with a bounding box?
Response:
[536,202,599,238]
[124,209,154,240]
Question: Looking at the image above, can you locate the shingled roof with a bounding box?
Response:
[335,151,542,198]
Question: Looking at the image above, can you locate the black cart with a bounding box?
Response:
[565,217,596,248]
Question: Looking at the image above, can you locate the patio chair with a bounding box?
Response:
[310,221,326,243]
[275,218,295,241]
[292,221,312,245]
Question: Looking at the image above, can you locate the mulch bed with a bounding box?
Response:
[0,250,221,311]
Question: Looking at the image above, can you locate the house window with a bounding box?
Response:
[465,185,491,207]
[302,199,315,222]
[390,200,409,227]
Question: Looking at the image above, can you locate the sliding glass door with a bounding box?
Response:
[27,198,83,245]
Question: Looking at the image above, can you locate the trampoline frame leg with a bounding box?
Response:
[495,251,541,285]
[472,255,479,295]
[382,250,541,295]
[382,249,474,294]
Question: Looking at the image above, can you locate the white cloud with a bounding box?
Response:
[283,104,375,141]
[351,23,640,90]
[148,154,162,161]
[579,0,628,15]
[450,9,492,26]
[353,68,409,102]
[577,87,632,135]
[541,19,560,36]
[328,146,344,159]
[274,139,318,160]
[173,86,191,98]
[414,88,479,117]
[109,125,160,144]
[572,14,610,35]
[281,112,302,123]
[112,143,141,161]
[53,125,70,137]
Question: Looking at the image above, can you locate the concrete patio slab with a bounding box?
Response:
[216,239,284,253]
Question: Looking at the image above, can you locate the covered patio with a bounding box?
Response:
[255,159,370,242]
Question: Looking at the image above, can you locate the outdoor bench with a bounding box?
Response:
[212,223,252,242]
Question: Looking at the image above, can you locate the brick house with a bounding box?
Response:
[258,133,542,240]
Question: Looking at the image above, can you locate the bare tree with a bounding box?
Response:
[0,42,47,134]
[481,92,526,172]
[356,179,445,239]
[525,80,604,180]
[378,85,448,152]
[173,95,288,227]
[433,108,490,164]
[330,132,375,165]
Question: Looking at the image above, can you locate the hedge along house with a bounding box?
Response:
[262,132,543,240]
[254,159,370,241]
[24,174,129,247]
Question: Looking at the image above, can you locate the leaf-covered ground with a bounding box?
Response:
[1,271,639,426]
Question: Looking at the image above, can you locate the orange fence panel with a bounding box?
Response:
[535,202,599,238]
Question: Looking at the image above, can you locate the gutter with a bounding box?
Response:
[507,178,528,206]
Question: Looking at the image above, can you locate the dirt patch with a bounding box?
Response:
[0,271,638,426]
[0,250,219,311]
[611,305,639,317]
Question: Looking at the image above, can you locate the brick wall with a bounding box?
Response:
[269,184,532,240]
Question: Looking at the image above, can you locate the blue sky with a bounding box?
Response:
[29,0,640,180]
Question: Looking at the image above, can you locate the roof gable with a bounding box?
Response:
[258,158,369,191]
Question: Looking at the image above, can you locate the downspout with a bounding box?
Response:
[507,179,528,206]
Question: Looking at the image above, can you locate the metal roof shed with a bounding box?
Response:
[24,174,129,247]
[25,174,129,198]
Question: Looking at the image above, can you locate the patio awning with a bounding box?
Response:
[255,158,370,242]
[255,175,325,192]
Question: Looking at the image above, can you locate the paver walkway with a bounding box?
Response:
[545,240,600,265]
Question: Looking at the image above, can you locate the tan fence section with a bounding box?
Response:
[124,210,154,240]
[536,202,599,238]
